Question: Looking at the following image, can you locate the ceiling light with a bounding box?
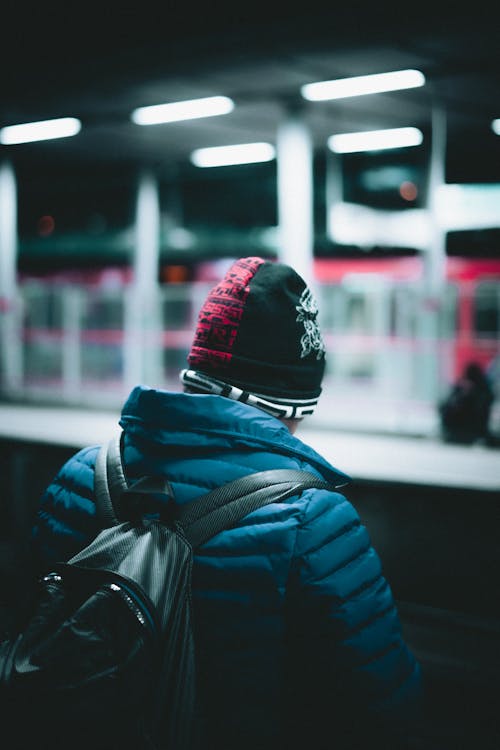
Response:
[131,96,234,125]
[190,142,276,167]
[491,119,500,135]
[301,69,425,101]
[328,127,423,154]
[0,117,81,145]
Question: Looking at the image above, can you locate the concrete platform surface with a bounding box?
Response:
[0,403,498,491]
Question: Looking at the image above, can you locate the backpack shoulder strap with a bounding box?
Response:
[95,431,336,547]
[94,433,176,526]
[94,433,124,526]
[176,469,335,548]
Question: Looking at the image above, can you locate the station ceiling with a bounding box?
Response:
[1,5,500,181]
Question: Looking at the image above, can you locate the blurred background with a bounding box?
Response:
[1,7,500,746]
[0,3,499,439]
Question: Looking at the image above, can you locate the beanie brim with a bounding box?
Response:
[180,369,320,419]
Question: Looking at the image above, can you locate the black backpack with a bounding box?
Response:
[0,432,333,750]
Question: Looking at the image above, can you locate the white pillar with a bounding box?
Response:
[326,149,343,242]
[124,170,162,389]
[0,161,22,391]
[134,170,161,293]
[61,286,82,400]
[276,114,314,285]
[417,105,448,404]
[426,105,447,295]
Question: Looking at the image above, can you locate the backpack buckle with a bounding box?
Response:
[121,476,175,521]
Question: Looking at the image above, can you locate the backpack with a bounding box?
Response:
[0,431,334,750]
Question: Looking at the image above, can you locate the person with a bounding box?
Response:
[32,256,422,749]
[438,360,495,445]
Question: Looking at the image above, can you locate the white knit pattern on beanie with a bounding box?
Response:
[180,369,319,419]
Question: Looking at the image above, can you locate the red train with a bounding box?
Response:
[312,254,500,382]
[17,252,500,393]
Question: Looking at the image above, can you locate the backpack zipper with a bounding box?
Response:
[104,581,157,636]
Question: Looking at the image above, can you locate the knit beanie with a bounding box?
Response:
[180,256,326,419]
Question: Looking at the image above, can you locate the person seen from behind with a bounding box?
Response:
[439,360,495,445]
[33,256,423,749]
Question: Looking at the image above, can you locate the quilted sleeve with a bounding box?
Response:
[285,487,422,747]
[31,445,101,566]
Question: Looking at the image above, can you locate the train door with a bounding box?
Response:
[317,273,392,391]
[472,280,500,373]
[80,286,125,395]
[388,283,419,398]
[445,278,500,384]
[21,281,64,392]
[388,281,458,404]
[159,282,205,387]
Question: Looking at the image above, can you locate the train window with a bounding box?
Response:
[389,286,418,337]
[316,284,344,330]
[343,292,377,377]
[161,286,193,329]
[474,283,500,338]
[82,293,124,330]
[438,284,459,337]
[22,283,63,329]
[21,283,64,383]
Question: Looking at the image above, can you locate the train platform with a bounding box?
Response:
[0,400,499,491]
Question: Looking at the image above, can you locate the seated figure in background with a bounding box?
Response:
[439,361,495,445]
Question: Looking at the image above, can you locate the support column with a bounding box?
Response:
[426,105,447,296]
[124,169,162,389]
[61,286,82,400]
[325,148,343,242]
[276,113,314,285]
[0,161,22,392]
[418,105,448,403]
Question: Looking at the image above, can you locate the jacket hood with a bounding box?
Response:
[119,385,350,488]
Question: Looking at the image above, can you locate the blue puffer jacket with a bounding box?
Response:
[33,386,422,749]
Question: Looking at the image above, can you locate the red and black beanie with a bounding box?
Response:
[180,256,326,419]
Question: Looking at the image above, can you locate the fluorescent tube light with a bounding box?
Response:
[131,95,234,125]
[328,127,423,154]
[0,117,81,145]
[301,69,425,101]
[191,142,276,167]
[491,119,500,135]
